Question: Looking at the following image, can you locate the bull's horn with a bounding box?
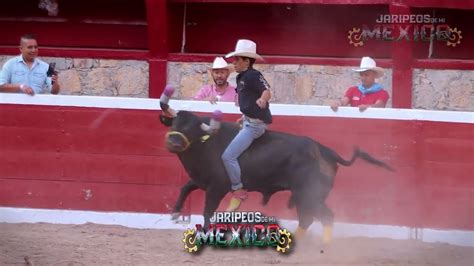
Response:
[159,85,175,112]
[200,110,223,134]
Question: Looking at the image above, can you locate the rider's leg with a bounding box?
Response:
[222,119,266,211]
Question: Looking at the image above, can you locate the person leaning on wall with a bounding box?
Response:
[194,57,237,104]
[0,33,60,96]
[331,56,389,112]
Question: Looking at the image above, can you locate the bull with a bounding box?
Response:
[159,88,393,242]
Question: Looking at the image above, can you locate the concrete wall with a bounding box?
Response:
[1,94,472,231]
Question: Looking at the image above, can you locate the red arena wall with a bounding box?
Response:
[0,95,472,231]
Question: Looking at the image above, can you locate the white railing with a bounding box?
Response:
[1,93,472,124]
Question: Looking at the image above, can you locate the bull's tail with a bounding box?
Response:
[329,146,394,172]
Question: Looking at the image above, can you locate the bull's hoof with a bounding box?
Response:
[171,212,181,221]
[294,226,307,239]
[322,226,333,244]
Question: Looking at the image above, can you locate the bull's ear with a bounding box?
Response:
[159,114,174,127]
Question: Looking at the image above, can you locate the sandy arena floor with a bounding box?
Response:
[0,223,472,265]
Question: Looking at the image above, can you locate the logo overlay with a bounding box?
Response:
[348,14,462,47]
[182,211,293,253]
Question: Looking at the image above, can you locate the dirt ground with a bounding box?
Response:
[0,223,472,265]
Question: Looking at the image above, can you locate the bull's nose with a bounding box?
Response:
[170,142,181,148]
[166,137,178,145]
[166,139,182,151]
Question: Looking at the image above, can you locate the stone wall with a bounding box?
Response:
[167,62,393,107]
[0,56,149,98]
[412,69,474,111]
[2,55,473,112]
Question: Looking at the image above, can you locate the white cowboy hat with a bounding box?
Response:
[352,57,384,78]
[225,39,263,60]
[208,57,234,72]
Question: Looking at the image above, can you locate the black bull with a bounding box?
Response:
[162,111,393,239]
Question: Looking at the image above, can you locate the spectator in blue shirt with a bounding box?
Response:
[0,34,60,96]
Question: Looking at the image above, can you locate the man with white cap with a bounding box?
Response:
[194,57,236,104]
[221,39,272,212]
[331,56,389,112]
